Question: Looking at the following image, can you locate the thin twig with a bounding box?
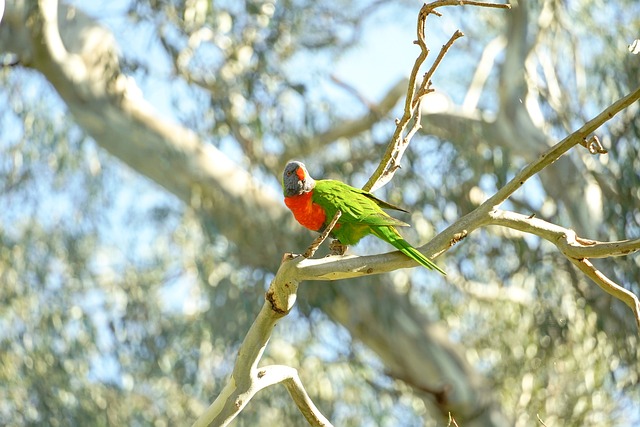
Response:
[536,414,549,427]
[456,0,511,8]
[364,0,510,192]
[403,30,464,149]
[362,3,433,192]
[448,412,460,427]
[414,30,465,107]
[303,211,342,258]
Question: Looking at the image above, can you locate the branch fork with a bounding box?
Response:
[489,209,640,328]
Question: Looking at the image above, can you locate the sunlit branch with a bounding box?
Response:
[569,258,640,330]
[483,84,640,210]
[488,210,640,259]
[364,1,510,192]
[488,209,640,326]
[192,254,333,427]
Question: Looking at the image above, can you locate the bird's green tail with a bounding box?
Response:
[373,227,446,275]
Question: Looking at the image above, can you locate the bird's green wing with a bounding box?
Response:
[313,180,409,227]
[356,189,408,213]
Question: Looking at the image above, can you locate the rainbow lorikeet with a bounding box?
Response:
[282,161,445,275]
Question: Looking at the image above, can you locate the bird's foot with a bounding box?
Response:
[329,240,348,255]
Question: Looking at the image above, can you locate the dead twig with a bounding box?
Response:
[364,0,510,192]
[448,412,460,427]
[303,211,342,258]
[413,30,465,107]
[579,134,608,154]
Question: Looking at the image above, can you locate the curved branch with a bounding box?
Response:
[488,210,640,327]
[363,1,511,192]
[192,255,333,427]
[274,366,333,427]
[488,210,640,259]
[569,259,640,329]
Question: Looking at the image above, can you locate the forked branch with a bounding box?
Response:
[192,254,333,427]
[364,0,510,192]
[489,210,640,328]
[290,84,640,329]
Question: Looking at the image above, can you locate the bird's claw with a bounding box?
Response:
[329,239,348,255]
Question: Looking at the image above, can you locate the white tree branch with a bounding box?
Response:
[192,254,333,427]
[569,258,640,330]
[462,36,506,113]
[275,366,333,427]
[489,210,640,259]
[489,209,640,327]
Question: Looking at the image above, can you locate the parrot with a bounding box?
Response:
[282,161,446,275]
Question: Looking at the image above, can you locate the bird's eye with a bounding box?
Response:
[286,171,292,176]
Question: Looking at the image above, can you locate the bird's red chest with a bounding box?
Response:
[284,192,326,232]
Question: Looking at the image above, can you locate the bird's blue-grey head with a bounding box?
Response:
[283,161,316,197]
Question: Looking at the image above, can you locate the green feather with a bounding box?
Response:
[311,179,446,275]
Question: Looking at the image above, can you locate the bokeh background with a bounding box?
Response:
[1,0,639,425]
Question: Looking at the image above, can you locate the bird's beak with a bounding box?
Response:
[296,166,306,181]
